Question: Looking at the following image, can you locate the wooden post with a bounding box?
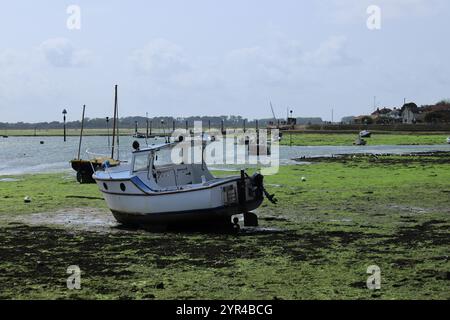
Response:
[106,117,110,147]
[243,119,246,132]
[62,110,67,142]
[77,105,86,160]
[256,119,259,157]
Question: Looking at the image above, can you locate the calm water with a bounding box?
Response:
[1,136,450,176]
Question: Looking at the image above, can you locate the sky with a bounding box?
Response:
[0,0,449,122]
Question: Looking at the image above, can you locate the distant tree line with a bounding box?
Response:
[0,115,323,130]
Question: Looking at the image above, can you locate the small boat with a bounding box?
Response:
[359,130,371,138]
[132,132,147,139]
[353,136,367,146]
[2,136,8,138]
[446,137,450,144]
[71,157,119,183]
[71,88,120,183]
[93,140,276,228]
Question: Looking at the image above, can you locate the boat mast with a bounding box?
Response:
[77,104,86,160]
[116,85,120,160]
[111,85,118,160]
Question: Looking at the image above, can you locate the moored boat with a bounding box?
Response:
[93,140,276,228]
[71,157,119,183]
[359,130,371,138]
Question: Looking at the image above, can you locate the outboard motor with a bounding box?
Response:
[250,172,277,204]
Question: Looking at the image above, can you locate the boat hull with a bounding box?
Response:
[110,198,262,226]
[95,175,263,226]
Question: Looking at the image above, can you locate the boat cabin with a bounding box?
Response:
[130,143,214,190]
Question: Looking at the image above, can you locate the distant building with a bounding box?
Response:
[402,107,416,124]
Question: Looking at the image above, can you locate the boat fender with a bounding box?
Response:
[132,140,140,150]
[102,160,110,169]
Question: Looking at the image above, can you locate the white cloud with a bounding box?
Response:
[302,36,356,66]
[40,38,93,68]
[129,34,357,92]
[129,38,190,79]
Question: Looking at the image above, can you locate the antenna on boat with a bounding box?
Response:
[77,105,86,160]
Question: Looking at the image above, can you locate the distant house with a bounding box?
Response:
[387,108,402,122]
[341,116,355,124]
[402,108,416,124]
[370,107,402,124]
[353,115,373,125]
[371,107,392,116]
[401,103,419,124]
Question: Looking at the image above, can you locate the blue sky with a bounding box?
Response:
[0,0,449,122]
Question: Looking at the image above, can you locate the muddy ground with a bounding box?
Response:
[0,154,449,299]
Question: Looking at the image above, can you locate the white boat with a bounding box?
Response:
[359,130,371,138]
[353,136,367,146]
[447,137,450,144]
[92,140,276,228]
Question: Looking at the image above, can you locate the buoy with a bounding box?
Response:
[24,196,31,203]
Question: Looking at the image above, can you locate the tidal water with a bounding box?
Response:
[1,136,450,176]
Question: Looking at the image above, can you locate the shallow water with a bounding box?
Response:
[1,136,450,176]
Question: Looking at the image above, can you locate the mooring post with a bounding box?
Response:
[106,117,110,147]
[256,119,259,157]
[62,109,67,142]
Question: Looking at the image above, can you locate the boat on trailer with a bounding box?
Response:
[93,140,276,229]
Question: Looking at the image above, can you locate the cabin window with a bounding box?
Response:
[133,152,150,172]
[153,148,174,168]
